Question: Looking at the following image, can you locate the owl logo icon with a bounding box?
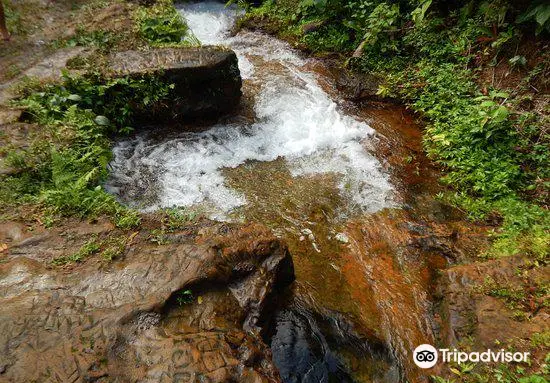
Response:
[413,344,438,368]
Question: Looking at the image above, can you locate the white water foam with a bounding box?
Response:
[106,1,395,218]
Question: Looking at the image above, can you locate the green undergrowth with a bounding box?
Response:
[149,207,199,245]
[243,0,549,260]
[431,363,549,383]
[54,28,122,51]
[475,275,549,321]
[52,237,101,265]
[52,232,135,265]
[4,1,24,36]
[0,71,179,228]
[430,334,549,383]
[52,0,199,52]
[135,0,200,46]
[1,0,199,228]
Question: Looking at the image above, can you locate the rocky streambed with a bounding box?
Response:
[0,222,293,381]
[1,1,547,383]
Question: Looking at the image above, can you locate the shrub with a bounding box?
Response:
[0,72,181,228]
[135,0,189,45]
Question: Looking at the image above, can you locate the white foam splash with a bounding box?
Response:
[178,1,240,45]
[106,0,395,218]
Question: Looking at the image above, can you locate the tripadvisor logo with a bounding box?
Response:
[413,344,438,368]
[413,344,530,369]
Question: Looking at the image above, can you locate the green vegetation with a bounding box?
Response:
[162,206,199,230]
[135,0,191,45]
[52,237,101,265]
[101,233,133,261]
[148,207,199,244]
[517,2,550,35]
[531,331,550,348]
[51,232,135,265]
[243,0,549,259]
[176,289,194,305]
[4,1,23,36]
[52,0,198,51]
[431,363,549,383]
[0,70,181,227]
[55,28,121,51]
[475,275,549,320]
[430,337,549,383]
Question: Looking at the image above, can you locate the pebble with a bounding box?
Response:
[300,228,315,241]
[335,233,349,244]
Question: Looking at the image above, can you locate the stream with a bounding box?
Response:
[106,1,441,382]
[106,2,395,219]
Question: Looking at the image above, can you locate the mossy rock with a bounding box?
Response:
[107,46,242,122]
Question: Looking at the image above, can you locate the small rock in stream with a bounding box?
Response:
[335,232,350,244]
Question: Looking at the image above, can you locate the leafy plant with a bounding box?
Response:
[431,377,455,383]
[4,1,23,36]
[509,55,527,68]
[517,1,550,35]
[531,331,550,348]
[135,0,190,45]
[149,229,170,245]
[101,235,131,261]
[52,238,101,265]
[449,362,476,377]
[54,28,119,51]
[176,290,194,305]
[138,12,187,43]
[411,0,432,26]
[162,207,198,231]
[352,2,401,56]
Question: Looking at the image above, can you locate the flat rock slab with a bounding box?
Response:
[108,46,242,121]
[0,223,293,382]
[110,47,236,72]
[0,48,86,105]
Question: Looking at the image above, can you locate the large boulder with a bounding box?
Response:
[0,222,293,382]
[108,46,242,121]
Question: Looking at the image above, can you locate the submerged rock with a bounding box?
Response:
[0,223,293,382]
[108,46,242,121]
[267,304,399,383]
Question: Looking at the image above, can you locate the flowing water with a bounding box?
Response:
[106,2,439,381]
[106,2,395,219]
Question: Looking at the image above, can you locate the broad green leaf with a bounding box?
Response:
[67,94,82,102]
[94,115,110,126]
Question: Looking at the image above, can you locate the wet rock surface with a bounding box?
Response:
[108,47,242,121]
[0,222,293,382]
[265,300,399,383]
[329,64,384,102]
[436,255,549,348]
[270,308,356,382]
